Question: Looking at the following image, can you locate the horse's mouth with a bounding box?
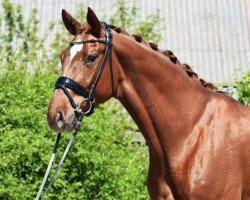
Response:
[65,113,79,131]
[51,110,79,132]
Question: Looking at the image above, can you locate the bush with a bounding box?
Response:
[0,67,148,199]
[236,71,250,106]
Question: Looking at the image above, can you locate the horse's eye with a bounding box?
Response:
[86,54,98,63]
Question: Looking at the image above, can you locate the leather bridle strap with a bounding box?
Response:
[55,77,88,109]
[109,43,115,96]
[87,22,113,100]
[55,22,113,116]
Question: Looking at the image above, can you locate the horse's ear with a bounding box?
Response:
[62,9,81,35]
[87,7,101,37]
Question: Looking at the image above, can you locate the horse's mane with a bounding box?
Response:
[110,25,220,92]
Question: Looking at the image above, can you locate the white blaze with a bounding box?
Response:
[63,44,83,76]
[70,44,83,61]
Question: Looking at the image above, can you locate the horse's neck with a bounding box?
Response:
[114,33,211,155]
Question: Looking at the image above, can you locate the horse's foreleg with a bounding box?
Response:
[147,151,174,200]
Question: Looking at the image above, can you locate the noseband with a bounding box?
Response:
[55,22,114,117]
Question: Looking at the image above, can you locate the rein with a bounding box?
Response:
[35,22,113,199]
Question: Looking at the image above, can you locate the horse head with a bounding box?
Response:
[47,8,118,132]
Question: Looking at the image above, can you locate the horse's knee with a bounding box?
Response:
[147,176,174,200]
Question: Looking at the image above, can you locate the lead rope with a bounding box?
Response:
[35,133,61,200]
[35,108,83,200]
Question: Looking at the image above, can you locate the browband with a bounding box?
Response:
[69,38,107,45]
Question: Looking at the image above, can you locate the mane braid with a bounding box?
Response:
[110,24,219,93]
[109,25,122,33]
[133,34,142,43]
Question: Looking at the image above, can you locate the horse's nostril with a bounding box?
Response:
[56,111,65,128]
[58,111,63,121]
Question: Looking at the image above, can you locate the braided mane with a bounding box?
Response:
[110,25,218,92]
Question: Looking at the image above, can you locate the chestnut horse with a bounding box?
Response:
[47,8,250,200]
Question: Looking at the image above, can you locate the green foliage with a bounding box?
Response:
[0,67,148,199]
[109,0,138,30]
[0,0,165,199]
[109,0,163,42]
[133,13,163,43]
[0,0,46,62]
[236,71,250,106]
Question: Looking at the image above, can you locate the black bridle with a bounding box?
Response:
[35,22,114,200]
[55,22,114,117]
